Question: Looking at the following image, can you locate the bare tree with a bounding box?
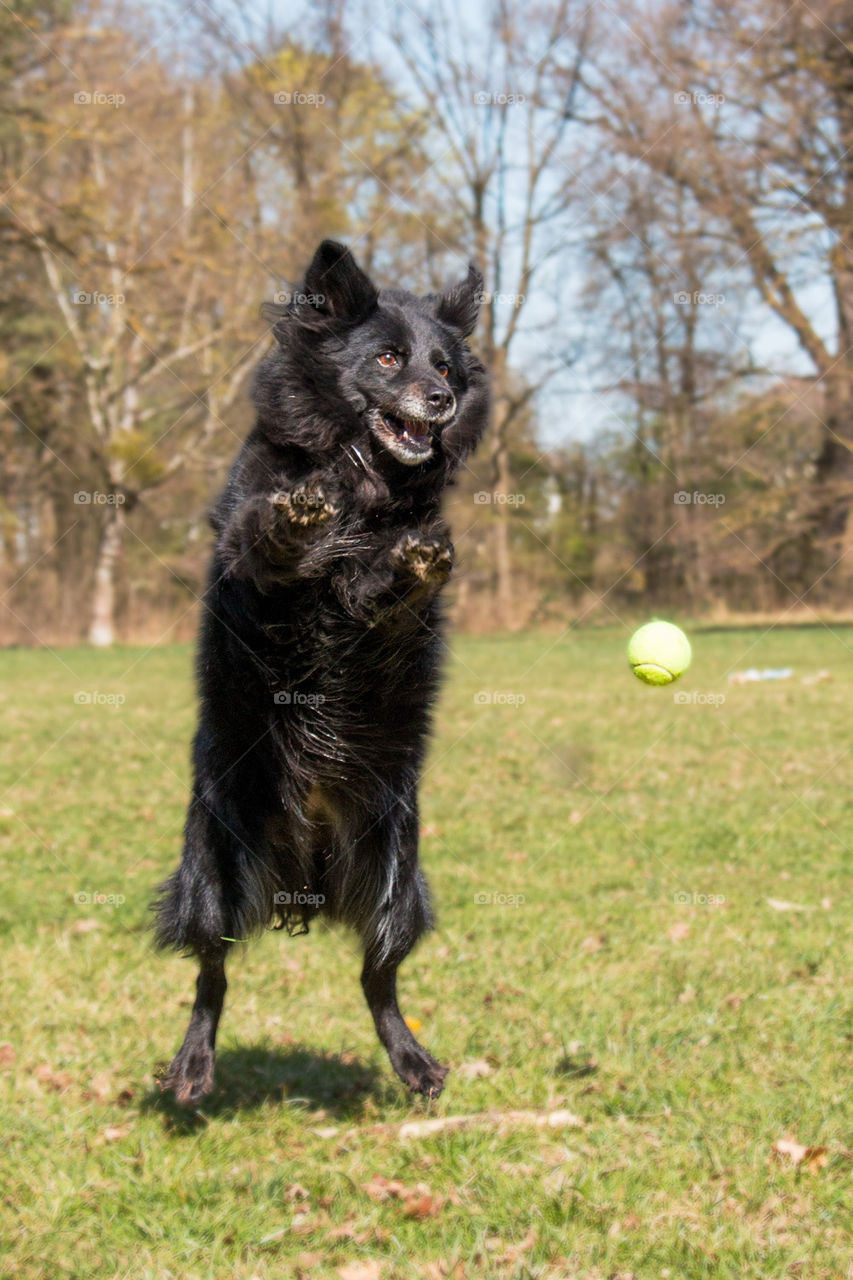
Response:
[581,157,759,607]
[8,16,280,643]
[585,0,853,583]
[370,0,592,624]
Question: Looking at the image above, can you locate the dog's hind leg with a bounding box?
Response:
[155,787,248,1106]
[357,806,448,1098]
[163,944,228,1106]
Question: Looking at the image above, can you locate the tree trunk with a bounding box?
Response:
[810,367,853,549]
[489,348,514,628]
[89,504,125,647]
[491,434,514,627]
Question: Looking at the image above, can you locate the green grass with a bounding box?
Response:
[1,626,851,1279]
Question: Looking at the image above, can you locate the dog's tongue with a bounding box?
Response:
[380,411,431,449]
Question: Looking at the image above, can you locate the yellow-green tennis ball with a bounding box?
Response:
[627,621,691,686]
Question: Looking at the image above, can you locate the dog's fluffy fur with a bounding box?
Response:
[154,240,489,1102]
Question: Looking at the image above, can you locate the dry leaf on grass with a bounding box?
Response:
[0,1043,15,1068]
[362,1176,407,1202]
[328,1224,388,1245]
[103,1125,129,1143]
[543,1164,583,1193]
[667,922,690,941]
[33,1063,73,1092]
[766,898,812,913]
[83,1071,114,1102]
[336,1261,383,1280]
[71,918,101,933]
[295,1252,324,1271]
[457,1059,493,1079]
[423,1263,466,1280]
[362,1175,445,1218]
[284,1183,310,1202]
[772,1137,828,1173]
[402,1189,444,1220]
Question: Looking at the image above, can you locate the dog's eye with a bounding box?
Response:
[377,352,398,368]
[436,362,449,378]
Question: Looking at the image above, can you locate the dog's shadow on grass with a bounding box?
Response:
[143,1043,390,1133]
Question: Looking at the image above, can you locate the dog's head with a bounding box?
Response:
[255,240,490,475]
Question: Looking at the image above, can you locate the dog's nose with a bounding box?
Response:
[427,387,454,413]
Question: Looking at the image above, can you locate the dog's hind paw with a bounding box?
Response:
[161,1044,216,1106]
[394,1044,449,1098]
[391,532,453,586]
[271,482,337,529]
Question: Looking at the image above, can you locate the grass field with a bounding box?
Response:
[1,626,851,1279]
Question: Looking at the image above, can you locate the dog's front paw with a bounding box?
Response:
[271,482,337,530]
[391,532,453,586]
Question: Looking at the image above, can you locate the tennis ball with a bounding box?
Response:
[627,621,691,686]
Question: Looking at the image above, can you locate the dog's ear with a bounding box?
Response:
[302,239,378,323]
[435,263,484,338]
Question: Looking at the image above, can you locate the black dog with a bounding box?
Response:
[155,240,489,1103]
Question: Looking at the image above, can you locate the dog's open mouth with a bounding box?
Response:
[367,409,436,466]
